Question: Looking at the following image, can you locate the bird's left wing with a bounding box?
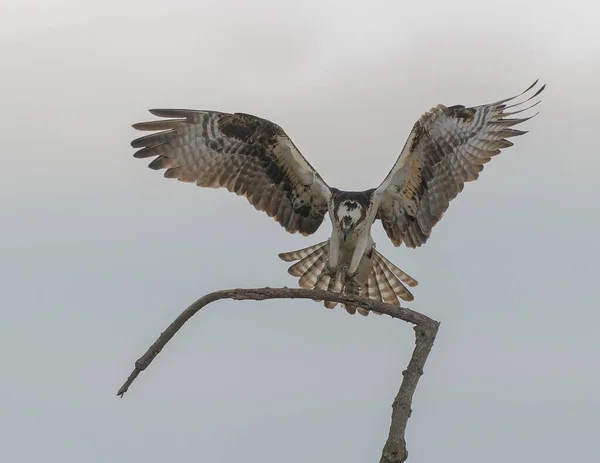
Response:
[131,110,331,235]
[374,81,545,248]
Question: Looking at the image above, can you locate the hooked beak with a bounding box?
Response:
[343,230,349,241]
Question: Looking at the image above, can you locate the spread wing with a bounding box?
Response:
[131,110,331,235]
[375,80,545,248]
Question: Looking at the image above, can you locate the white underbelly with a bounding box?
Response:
[337,238,374,284]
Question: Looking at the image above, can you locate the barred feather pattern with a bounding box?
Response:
[373,260,400,306]
[372,252,415,302]
[279,242,417,316]
[376,81,545,248]
[131,110,331,235]
[278,241,329,262]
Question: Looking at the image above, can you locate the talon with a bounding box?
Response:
[343,271,362,293]
[318,261,338,281]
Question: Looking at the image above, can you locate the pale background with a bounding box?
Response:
[2,1,599,461]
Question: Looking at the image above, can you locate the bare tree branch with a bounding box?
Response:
[117,287,440,463]
[380,322,439,463]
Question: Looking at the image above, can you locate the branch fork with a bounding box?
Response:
[117,287,439,463]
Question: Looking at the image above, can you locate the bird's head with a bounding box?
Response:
[332,192,369,241]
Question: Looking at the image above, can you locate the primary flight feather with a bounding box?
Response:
[131,81,545,316]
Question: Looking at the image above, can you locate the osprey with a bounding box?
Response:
[131,81,544,316]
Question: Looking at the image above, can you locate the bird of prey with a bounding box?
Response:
[131,81,544,316]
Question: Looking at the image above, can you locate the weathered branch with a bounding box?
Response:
[380,322,439,463]
[117,287,439,463]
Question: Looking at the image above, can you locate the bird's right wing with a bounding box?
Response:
[131,110,331,235]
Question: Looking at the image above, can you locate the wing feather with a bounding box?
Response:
[131,110,331,235]
[375,81,545,247]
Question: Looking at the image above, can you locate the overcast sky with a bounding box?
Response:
[2,1,599,462]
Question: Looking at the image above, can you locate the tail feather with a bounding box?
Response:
[344,304,357,315]
[312,263,332,303]
[342,282,359,315]
[279,241,417,316]
[354,281,371,316]
[288,245,326,278]
[298,251,327,289]
[342,271,371,316]
[373,250,418,287]
[367,273,383,302]
[373,254,415,302]
[278,241,329,262]
[360,275,383,316]
[314,273,330,292]
[373,261,401,306]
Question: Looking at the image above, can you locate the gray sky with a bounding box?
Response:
[2,0,599,461]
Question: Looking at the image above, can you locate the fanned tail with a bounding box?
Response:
[278,241,330,262]
[372,250,416,302]
[372,250,418,288]
[352,250,418,315]
[279,242,418,317]
[279,241,329,289]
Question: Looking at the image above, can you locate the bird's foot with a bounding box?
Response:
[343,271,362,295]
[317,262,338,283]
